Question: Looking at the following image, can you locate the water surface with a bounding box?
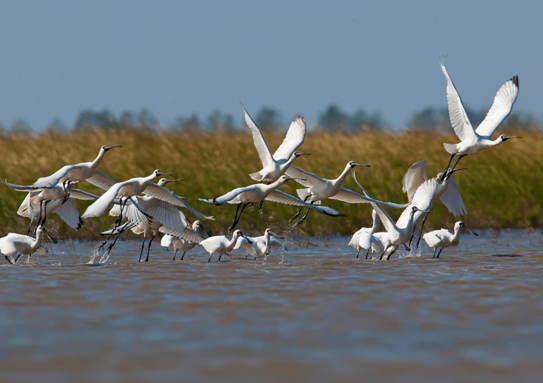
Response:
[1,230,543,382]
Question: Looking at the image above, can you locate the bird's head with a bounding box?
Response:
[412,206,429,214]
[500,134,522,142]
[153,169,173,178]
[157,178,184,187]
[278,175,306,183]
[294,152,311,158]
[194,220,211,237]
[348,161,370,169]
[101,145,122,152]
[233,229,253,244]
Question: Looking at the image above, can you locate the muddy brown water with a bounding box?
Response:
[1,230,543,383]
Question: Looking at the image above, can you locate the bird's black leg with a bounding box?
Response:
[293,203,313,227]
[26,219,33,235]
[432,248,437,258]
[218,254,223,262]
[145,235,154,262]
[138,238,146,262]
[98,198,126,252]
[207,254,212,262]
[415,213,429,249]
[356,249,360,259]
[436,248,443,258]
[14,254,22,264]
[172,250,178,261]
[444,153,456,173]
[258,200,264,212]
[451,154,467,171]
[229,204,242,231]
[180,251,186,261]
[229,203,250,231]
[365,249,370,259]
[41,202,48,226]
[290,196,310,222]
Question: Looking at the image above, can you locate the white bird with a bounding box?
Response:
[0,226,48,264]
[160,220,211,261]
[32,145,122,190]
[423,221,478,258]
[105,179,213,262]
[353,172,429,260]
[233,228,287,259]
[199,175,345,230]
[440,60,520,170]
[348,209,380,259]
[200,230,252,262]
[285,162,408,225]
[243,105,310,182]
[2,180,97,231]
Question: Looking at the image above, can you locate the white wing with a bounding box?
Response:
[0,237,19,257]
[423,231,446,248]
[285,166,327,187]
[82,183,124,218]
[273,116,306,162]
[440,61,476,142]
[143,183,185,206]
[161,234,174,248]
[233,236,246,250]
[330,188,409,209]
[32,165,73,188]
[352,171,397,231]
[178,199,214,220]
[475,75,519,137]
[439,175,466,216]
[86,170,117,191]
[159,225,203,244]
[358,232,384,254]
[265,190,344,217]
[70,189,99,200]
[243,105,274,168]
[396,178,438,229]
[54,198,83,230]
[402,161,428,202]
[1,180,41,192]
[269,237,287,250]
[199,185,259,205]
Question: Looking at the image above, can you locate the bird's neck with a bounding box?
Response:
[33,231,43,249]
[283,154,299,168]
[268,178,288,190]
[264,233,272,254]
[332,165,352,186]
[371,213,379,233]
[487,137,504,148]
[226,235,240,251]
[90,149,107,170]
[452,225,462,242]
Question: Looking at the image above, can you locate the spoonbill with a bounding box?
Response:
[440,60,520,170]
[200,230,253,262]
[233,228,287,259]
[0,226,48,264]
[353,171,429,260]
[32,145,122,192]
[105,178,213,262]
[17,187,98,233]
[199,175,345,230]
[423,221,478,258]
[400,160,467,248]
[285,162,408,225]
[348,209,380,259]
[160,220,211,260]
[243,105,310,182]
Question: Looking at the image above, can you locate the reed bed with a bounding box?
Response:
[0,128,541,240]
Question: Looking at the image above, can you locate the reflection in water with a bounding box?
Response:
[1,230,543,382]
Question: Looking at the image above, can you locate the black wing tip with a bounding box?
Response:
[511,75,519,88]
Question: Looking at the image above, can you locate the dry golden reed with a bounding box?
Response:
[0,128,541,240]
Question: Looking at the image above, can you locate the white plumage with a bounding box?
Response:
[243,105,309,182]
[200,230,252,262]
[423,221,478,258]
[0,226,48,264]
[233,228,287,259]
[160,220,210,261]
[348,209,380,259]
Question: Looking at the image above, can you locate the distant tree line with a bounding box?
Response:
[0,104,540,135]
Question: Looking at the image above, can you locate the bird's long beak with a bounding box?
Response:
[164,178,184,184]
[157,171,173,176]
[463,226,479,236]
[104,145,122,151]
[353,163,371,167]
[200,224,211,238]
[503,135,522,140]
[243,235,253,245]
[42,227,58,244]
[451,167,468,173]
[295,152,311,157]
[270,230,284,240]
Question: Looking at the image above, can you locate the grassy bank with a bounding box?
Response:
[0,128,541,240]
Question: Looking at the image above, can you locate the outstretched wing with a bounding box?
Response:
[475,75,519,138]
[265,190,344,217]
[285,166,327,187]
[82,183,124,218]
[70,189,99,200]
[439,175,466,216]
[143,183,185,206]
[273,116,306,162]
[87,170,117,191]
[199,185,258,205]
[242,104,274,168]
[54,198,83,230]
[440,61,476,142]
[330,188,409,209]
[402,161,428,202]
[32,165,74,188]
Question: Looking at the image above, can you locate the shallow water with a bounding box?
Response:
[1,230,543,382]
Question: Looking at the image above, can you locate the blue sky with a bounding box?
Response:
[0,0,541,130]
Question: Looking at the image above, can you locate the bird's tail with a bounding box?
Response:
[249,171,262,181]
[296,188,311,201]
[443,143,458,154]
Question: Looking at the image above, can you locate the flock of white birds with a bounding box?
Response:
[0,61,520,264]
